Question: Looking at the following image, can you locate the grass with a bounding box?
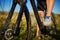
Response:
[0,11,60,40]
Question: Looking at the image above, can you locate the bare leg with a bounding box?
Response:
[36,0,55,37]
[38,11,44,18]
[36,11,44,36]
[46,0,55,16]
[43,0,55,26]
[36,25,39,36]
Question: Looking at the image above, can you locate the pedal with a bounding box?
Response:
[4,29,13,40]
[40,27,48,35]
[1,29,6,35]
[13,27,20,36]
[40,26,52,35]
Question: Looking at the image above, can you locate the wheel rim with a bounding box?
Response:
[4,29,13,40]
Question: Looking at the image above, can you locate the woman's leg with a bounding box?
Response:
[36,24,40,36]
[46,0,55,16]
[36,11,44,36]
[43,0,55,26]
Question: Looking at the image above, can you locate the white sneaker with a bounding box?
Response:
[43,16,52,26]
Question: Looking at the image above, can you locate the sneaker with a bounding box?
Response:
[43,16,52,26]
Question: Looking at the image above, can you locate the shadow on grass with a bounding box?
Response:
[53,30,60,40]
[48,29,60,40]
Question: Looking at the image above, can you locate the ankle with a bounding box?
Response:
[46,14,51,17]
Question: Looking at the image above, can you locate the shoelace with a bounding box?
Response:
[44,16,51,22]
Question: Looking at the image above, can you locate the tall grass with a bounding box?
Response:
[0,12,60,40]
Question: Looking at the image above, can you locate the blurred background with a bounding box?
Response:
[0,0,60,40]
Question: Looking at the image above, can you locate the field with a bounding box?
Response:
[0,11,60,40]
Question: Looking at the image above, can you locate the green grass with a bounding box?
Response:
[0,12,60,40]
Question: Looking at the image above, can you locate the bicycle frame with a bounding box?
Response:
[30,0,45,35]
[1,0,31,40]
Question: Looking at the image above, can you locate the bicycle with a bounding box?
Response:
[0,0,57,40]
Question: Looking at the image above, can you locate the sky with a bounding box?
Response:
[0,0,60,14]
